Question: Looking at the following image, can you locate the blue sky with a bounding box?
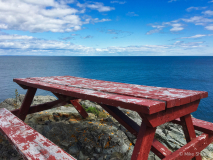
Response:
[0,0,213,56]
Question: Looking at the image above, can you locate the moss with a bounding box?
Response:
[83,106,99,116]
[98,111,108,119]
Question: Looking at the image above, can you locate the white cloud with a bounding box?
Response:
[110,1,126,4]
[182,16,213,25]
[208,0,213,3]
[202,10,213,16]
[205,24,213,30]
[92,18,111,23]
[0,24,8,29]
[168,0,178,3]
[96,45,170,54]
[0,0,112,33]
[173,41,205,48]
[83,35,93,39]
[186,7,207,12]
[22,0,56,6]
[98,28,133,38]
[40,8,78,17]
[147,8,213,35]
[147,23,184,34]
[77,2,115,12]
[170,23,184,31]
[181,34,206,39]
[1,33,209,56]
[146,24,165,35]
[126,12,139,17]
[0,36,95,53]
[0,34,33,40]
[146,28,163,35]
[87,3,114,12]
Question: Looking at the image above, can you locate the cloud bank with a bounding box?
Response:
[0,33,209,56]
[0,0,112,33]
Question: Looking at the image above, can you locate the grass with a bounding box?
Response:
[84,106,99,116]
[82,105,108,118]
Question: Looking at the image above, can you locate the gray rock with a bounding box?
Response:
[78,151,88,160]
[1,96,213,160]
[0,94,57,111]
[80,100,96,108]
[69,144,80,155]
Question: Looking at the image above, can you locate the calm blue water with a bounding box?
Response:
[0,56,213,122]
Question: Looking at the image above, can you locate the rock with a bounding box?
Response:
[0,96,213,160]
[31,95,57,105]
[118,107,142,125]
[78,151,89,160]
[0,94,57,111]
[69,144,80,155]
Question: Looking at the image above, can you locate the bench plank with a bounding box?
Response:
[0,108,76,160]
[13,78,165,114]
[162,133,213,160]
[28,76,208,108]
[172,117,213,135]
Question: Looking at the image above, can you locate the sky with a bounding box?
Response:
[0,0,213,56]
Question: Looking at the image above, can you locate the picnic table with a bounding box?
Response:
[1,75,213,160]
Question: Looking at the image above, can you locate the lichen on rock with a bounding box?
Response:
[0,96,213,160]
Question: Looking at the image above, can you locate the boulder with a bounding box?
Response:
[0,96,213,160]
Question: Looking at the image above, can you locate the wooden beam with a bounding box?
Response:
[100,104,172,159]
[131,122,156,160]
[162,133,213,160]
[13,78,166,114]
[18,87,37,121]
[139,100,200,127]
[70,99,88,118]
[180,114,202,160]
[0,108,76,160]
[172,117,213,135]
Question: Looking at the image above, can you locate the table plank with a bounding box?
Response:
[0,108,76,160]
[13,78,165,114]
[28,76,207,108]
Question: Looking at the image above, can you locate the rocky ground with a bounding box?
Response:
[0,95,213,160]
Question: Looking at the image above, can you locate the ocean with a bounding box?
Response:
[0,56,213,122]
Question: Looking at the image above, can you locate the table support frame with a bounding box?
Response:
[10,87,213,160]
[99,103,213,160]
[18,87,37,121]
[180,114,202,160]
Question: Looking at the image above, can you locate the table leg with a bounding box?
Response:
[100,104,172,159]
[131,121,156,160]
[70,100,88,119]
[18,87,37,121]
[180,114,202,160]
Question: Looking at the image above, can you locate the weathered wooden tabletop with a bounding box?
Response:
[13,76,208,115]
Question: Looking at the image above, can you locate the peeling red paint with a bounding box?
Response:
[14,77,167,114]
[0,108,76,160]
[42,141,51,147]
[11,76,212,160]
[14,76,207,109]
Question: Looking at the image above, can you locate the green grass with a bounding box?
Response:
[82,105,108,118]
[84,106,99,116]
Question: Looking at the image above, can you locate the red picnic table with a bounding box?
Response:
[0,75,213,160]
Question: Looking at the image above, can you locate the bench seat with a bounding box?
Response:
[0,108,76,160]
[172,117,213,134]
